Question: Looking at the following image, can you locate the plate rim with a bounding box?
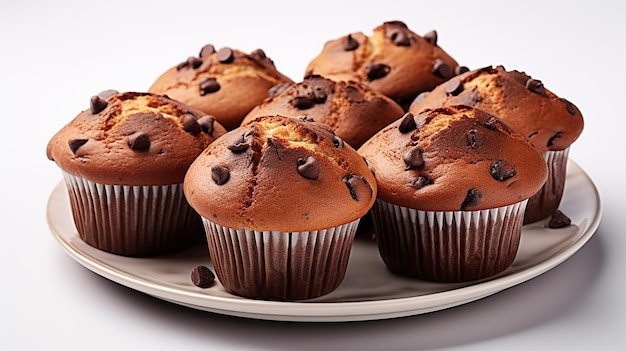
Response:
[46,159,602,322]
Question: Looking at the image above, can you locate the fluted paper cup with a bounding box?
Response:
[524,147,570,224]
[202,218,359,301]
[371,199,528,282]
[62,172,204,256]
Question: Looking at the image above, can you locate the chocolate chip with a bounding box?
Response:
[466,129,481,147]
[461,188,482,210]
[186,56,203,69]
[190,265,215,288]
[562,98,577,115]
[216,47,234,63]
[251,48,267,59]
[291,96,315,109]
[411,92,429,107]
[68,139,88,154]
[90,95,108,114]
[547,209,571,228]
[445,78,463,96]
[366,63,391,81]
[333,135,344,148]
[547,131,563,148]
[526,78,546,96]
[127,131,150,150]
[197,115,216,134]
[199,44,216,58]
[490,159,517,181]
[313,86,328,103]
[97,89,119,99]
[343,34,359,51]
[455,65,470,75]
[483,116,498,130]
[403,146,425,169]
[398,112,417,133]
[389,29,411,46]
[423,30,437,45]
[343,175,371,201]
[182,114,201,134]
[431,59,452,79]
[410,175,432,189]
[227,134,250,152]
[297,156,319,179]
[199,78,220,95]
[211,164,230,185]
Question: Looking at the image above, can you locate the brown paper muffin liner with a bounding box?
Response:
[371,199,528,282]
[202,218,359,301]
[524,148,569,224]
[63,172,204,257]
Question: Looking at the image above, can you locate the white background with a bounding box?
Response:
[2,0,624,350]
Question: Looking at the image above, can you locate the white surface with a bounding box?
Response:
[1,0,624,350]
[46,161,601,322]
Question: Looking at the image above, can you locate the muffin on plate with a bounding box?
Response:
[409,65,584,223]
[241,74,405,149]
[184,115,377,300]
[358,105,547,282]
[149,44,294,130]
[46,91,227,256]
[305,20,465,108]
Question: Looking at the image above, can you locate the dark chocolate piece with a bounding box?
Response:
[431,59,452,79]
[127,131,150,150]
[197,115,216,135]
[562,98,577,115]
[423,30,437,45]
[182,114,201,135]
[187,56,203,69]
[227,134,250,152]
[389,29,411,46]
[490,159,517,181]
[547,131,563,148]
[466,129,481,147]
[403,146,425,169]
[97,90,119,99]
[199,44,216,58]
[483,116,498,130]
[90,95,108,114]
[343,175,371,201]
[333,135,344,148]
[343,34,359,51]
[297,156,319,180]
[445,78,463,96]
[199,78,220,95]
[547,209,571,228]
[216,47,234,63]
[398,112,417,133]
[410,175,432,189]
[455,65,470,75]
[291,96,314,109]
[68,139,88,154]
[190,265,215,288]
[211,164,230,185]
[366,63,391,81]
[525,78,547,96]
[461,188,482,210]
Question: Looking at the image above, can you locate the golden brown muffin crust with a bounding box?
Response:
[358,105,547,211]
[409,65,584,152]
[149,46,293,130]
[46,91,227,185]
[184,115,377,231]
[241,75,405,148]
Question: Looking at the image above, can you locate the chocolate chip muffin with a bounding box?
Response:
[184,115,377,300]
[149,45,294,130]
[241,75,405,148]
[305,21,465,108]
[358,105,547,282]
[46,91,227,256]
[409,65,584,223]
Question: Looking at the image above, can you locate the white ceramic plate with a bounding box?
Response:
[47,160,601,322]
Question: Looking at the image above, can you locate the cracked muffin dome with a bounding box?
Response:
[241,75,405,148]
[46,91,227,185]
[184,115,377,232]
[149,44,294,130]
[358,105,547,211]
[305,20,464,108]
[408,65,584,153]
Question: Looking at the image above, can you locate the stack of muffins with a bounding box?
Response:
[47,20,584,300]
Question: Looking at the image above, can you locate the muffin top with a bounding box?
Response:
[184,115,377,232]
[46,91,227,185]
[358,105,547,211]
[241,75,405,148]
[408,65,584,153]
[305,20,463,107]
[149,45,294,130]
